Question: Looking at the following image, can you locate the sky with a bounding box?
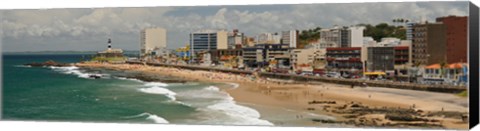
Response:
[0,1,469,52]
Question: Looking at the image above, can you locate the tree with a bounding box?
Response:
[440,61,448,79]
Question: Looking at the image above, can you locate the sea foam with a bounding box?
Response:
[14,65,32,68]
[144,82,168,87]
[49,66,93,79]
[124,112,169,124]
[115,77,144,83]
[178,85,274,126]
[138,86,176,101]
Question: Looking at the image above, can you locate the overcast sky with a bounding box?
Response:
[0,1,469,52]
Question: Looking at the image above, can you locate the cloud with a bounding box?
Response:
[1,1,469,52]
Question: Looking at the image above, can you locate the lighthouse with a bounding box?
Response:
[107,38,112,50]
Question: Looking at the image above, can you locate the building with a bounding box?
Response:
[393,44,412,77]
[227,29,245,49]
[256,33,281,44]
[326,47,363,76]
[282,30,299,48]
[140,28,167,56]
[209,49,243,68]
[377,37,401,47]
[349,26,365,47]
[363,37,377,46]
[436,16,468,63]
[319,26,365,48]
[242,44,291,68]
[367,47,395,73]
[412,22,447,65]
[406,22,416,40]
[320,27,341,48]
[190,30,228,59]
[244,37,256,47]
[290,48,326,73]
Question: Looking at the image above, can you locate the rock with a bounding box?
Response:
[24,60,71,67]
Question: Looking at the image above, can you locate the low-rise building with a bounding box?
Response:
[242,44,291,69]
[367,47,395,73]
[291,48,326,74]
[326,47,363,76]
[209,49,243,68]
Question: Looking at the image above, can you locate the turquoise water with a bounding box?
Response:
[2,54,273,125]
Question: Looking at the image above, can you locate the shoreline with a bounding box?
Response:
[75,62,469,129]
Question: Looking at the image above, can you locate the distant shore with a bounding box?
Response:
[75,62,469,129]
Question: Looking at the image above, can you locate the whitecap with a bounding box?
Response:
[138,86,176,101]
[14,65,32,68]
[115,77,144,83]
[144,82,168,87]
[204,86,220,92]
[123,112,169,124]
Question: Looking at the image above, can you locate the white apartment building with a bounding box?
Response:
[319,26,365,48]
[140,28,167,56]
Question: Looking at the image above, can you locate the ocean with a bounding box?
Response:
[2,54,273,125]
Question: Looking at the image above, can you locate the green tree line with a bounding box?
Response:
[297,23,406,48]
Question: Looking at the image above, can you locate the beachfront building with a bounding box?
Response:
[242,46,265,68]
[290,48,327,74]
[242,44,291,70]
[436,15,468,63]
[422,62,469,85]
[227,29,245,49]
[189,30,228,62]
[209,49,243,68]
[282,30,299,48]
[367,47,395,77]
[140,28,167,57]
[411,22,447,65]
[326,47,364,77]
[175,45,191,62]
[393,45,411,78]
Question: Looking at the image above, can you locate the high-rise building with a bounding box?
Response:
[406,22,416,40]
[411,23,447,65]
[319,26,365,48]
[436,16,468,63]
[282,30,299,48]
[349,26,366,47]
[189,30,228,57]
[140,28,167,56]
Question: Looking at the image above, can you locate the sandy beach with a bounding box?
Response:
[75,62,469,129]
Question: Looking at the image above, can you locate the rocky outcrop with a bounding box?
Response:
[24,60,72,67]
